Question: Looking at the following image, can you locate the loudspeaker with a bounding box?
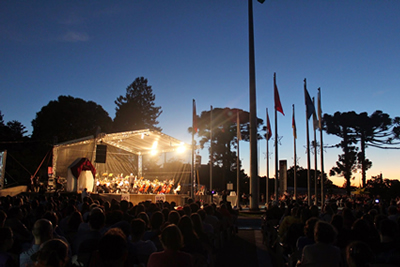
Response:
[95,145,107,163]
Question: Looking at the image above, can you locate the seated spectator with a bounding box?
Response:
[5,207,31,254]
[166,210,180,226]
[31,239,69,267]
[0,211,7,228]
[0,227,17,267]
[89,228,130,267]
[20,219,53,267]
[130,218,156,265]
[178,215,207,266]
[64,211,82,255]
[147,224,193,267]
[346,241,375,267]
[375,218,400,265]
[74,208,105,266]
[296,217,319,253]
[143,211,164,251]
[297,221,342,266]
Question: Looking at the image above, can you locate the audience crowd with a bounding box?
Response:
[0,190,399,267]
[0,191,237,267]
[262,194,400,266]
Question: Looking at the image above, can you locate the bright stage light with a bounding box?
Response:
[177,144,186,153]
[152,141,158,149]
[151,150,158,155]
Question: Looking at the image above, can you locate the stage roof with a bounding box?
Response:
[55,129,190,155]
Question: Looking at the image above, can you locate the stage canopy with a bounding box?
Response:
[52,129,192,189]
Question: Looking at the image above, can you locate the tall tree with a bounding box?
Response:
[114,77,162,132]
[324,112,360,194]
[32,95,113,144]
[352,111,400,187]
[0,111,35,187]
[189,108,264,185]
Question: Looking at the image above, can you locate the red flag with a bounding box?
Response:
[274,73,284,115]
[266,111,272,140]
[193,99,197,133]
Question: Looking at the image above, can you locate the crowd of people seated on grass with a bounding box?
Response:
[0,191,238,267]
[262,194,400,266]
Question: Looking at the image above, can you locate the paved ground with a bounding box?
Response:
[215,214,276,267]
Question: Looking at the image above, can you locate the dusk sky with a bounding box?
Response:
[1,1,400,187]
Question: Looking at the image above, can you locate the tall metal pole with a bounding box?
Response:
[210,106,213,193]
[293,104,297,200]
[191,99,195,199]
[318,88,325,207]
[237,111,240,208]
[313,98,318,206]
[274,74,279,202]
[304,80,311,206]
[248,0,259,210]
[266,108,269,204]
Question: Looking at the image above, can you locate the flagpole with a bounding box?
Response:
[313,97,318,206]
[304,80,311,206]
[237,110,240,208]
[210,106,213,195]
[191,99,196,199]
[274,74,279,202]
[248,0,259,210]
[318,88,325,207]
[266,108,269,204]
[293,104,297,200]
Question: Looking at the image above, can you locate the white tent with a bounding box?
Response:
[66,158,96,193]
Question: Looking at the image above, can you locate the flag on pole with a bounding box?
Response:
[266,111,272,140]
[292,107,297,139]
[193,99,197,133]
[274,73,284,116]
[312,98,319,131]
[318,88,323,129]
[237,110,242,141]
[304,84,315,120]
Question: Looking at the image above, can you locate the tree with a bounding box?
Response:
[0,111,34,187]
[324,112,361,195]
[324,111,400,189]
[366,173,400,200]
[5,121,27,141]
[189,107,264,186]
[352,111,400,187]
[114,77,162,132]
[31,95,113,144]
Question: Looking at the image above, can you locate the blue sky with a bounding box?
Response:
[1,0,400,187]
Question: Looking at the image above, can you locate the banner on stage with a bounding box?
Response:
[121,194,130,201]
[155,194,166,202]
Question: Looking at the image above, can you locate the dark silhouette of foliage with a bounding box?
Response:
[366,173,400,200]
[31,95,113,144]
[324,112,360,195]
[0,111,36,187]
[352,111,400,187]
[324,111,400,190]
[113,77,162,132]
[189,107,263,187]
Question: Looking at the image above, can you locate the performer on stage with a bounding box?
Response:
[173,183,181,195]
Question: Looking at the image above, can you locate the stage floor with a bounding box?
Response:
[94,193,190,206]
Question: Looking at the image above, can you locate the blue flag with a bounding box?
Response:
[304,79,315,120]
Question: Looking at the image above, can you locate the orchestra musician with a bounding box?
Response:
[173,183,181,195]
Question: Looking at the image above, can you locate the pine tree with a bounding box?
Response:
[113,77,162,132]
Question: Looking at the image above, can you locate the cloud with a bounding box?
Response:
[60,31,89,42]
